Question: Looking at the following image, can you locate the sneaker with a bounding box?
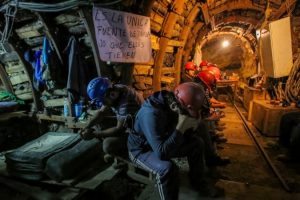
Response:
[207,156,230,167]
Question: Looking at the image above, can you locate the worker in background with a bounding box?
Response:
[128,82,227,200]
[80,77,143,159]
[277,111,300,162]
[183,61,199,82]
[195,70,226,110]
[195,70,228,143]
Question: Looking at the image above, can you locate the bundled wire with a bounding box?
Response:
[284,53,300,103]
[0,0,123,47]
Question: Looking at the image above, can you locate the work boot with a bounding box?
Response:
[216,126,226,131]
[216,121,226,127]
[212,134,227,143]
[204,113,220,121]
[207,155,230,167]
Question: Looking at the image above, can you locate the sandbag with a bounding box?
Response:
[5,132,81,180]
[45,138,102,182]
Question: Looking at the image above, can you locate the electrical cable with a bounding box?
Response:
[0,0,123,43]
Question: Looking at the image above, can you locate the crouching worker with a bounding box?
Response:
[80,77,143,158]
[127,82,224,200]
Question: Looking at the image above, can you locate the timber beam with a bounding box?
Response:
[209,0,265,16]
[152,0,185,91]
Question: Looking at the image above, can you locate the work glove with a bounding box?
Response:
[79,128,95,140]
[176,113,199,134]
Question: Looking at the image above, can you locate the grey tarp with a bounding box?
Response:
[45,138,101,182]
[5,132,81,180]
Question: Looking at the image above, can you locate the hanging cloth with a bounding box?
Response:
[65,36,87,103]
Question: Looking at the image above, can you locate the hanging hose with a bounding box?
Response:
[284,53,300,103]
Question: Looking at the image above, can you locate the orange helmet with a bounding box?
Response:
[207,64,221,80]
[197,70,216,90]
[174,82,210,118]
[185,62,197,71]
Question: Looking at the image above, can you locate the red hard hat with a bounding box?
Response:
[174,82,210,118]
[207,65,221,80]
[197,70,216,90]
[199,60,208,67]
[185,62,197,71]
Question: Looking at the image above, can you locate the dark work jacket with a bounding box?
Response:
[65,36,87,102]
[127,91,184,160]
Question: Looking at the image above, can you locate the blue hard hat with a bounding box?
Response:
[87,77,111,103]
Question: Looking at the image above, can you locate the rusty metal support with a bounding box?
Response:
[7,41,42,111]
[182,22,204,66]
[78,7,107,77]
[270,0,297,20]
[0,63,14,93]
[174,4,201,85]
[35,12,64,66]
[209,0,265,16]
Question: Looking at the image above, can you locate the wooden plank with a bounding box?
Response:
[35,12,64,65]
[0,176,59,200]
[5,65,24,74]
[133,64,152,75]
[161,76,175,84]
[168,39,184,47]
[75,165,121,190]
[10,74,29,85]
[150,20,162,33]
[44,98,65,107]
[7,40,42,110]
[0,63,14,93]
[16,93,32,100]
[165,46,174,53]
[162,67,175,74]
[78,8,102,77]
[151,35,160,50]
[133,76,153,85]
[150,11,164,24]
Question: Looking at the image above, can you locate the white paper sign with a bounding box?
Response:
[93,7,152,63]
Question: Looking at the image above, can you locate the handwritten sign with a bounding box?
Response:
[93,7,152,63]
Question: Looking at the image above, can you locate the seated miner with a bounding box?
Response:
[194,70,228,143]
[80,77,143,159]
[277,111,300,162]
[195,70,226,109]
[127,82,228,200]
[184,61,199,81]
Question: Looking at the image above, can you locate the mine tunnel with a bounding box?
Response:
[0,0,300,199]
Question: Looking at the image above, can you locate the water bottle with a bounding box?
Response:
[75,100,83,118]
[63,98,69,117]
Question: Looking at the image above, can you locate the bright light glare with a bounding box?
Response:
[222,40,230,48]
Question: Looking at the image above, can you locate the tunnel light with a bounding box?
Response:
[222,40,230,48]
